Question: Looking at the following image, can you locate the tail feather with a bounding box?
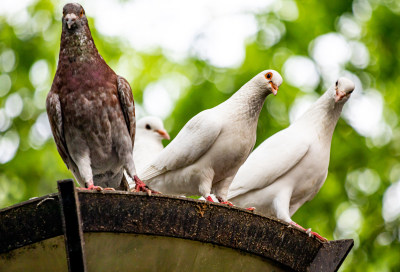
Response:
[139,165,166,181]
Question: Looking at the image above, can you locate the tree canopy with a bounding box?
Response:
[0,0,399,270]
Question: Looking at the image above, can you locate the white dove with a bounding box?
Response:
[139,70,283,203]
[133,116,170,173]
[228,77,355,240]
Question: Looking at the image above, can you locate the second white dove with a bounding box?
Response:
[139,70,283,203]
[228,77,355,240]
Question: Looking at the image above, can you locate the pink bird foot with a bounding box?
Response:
[133,175,159,195]
[206,196,215,202]
[216,196,234,206]
[220,201,234,206]
[246,207,256,211]
[78,184,103,191]
[290,222,327,242]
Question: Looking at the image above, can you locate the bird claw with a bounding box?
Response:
[103,187,116,191]
[310,231,328,242]
[78,184,103,191]
[132,176,160,195]
[246,207,256,211]
[220,201,234,206]
[216,196,233,206]
[290,222,327,242]
[205,196,215,202]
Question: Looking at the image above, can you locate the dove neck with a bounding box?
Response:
[227,81,270,120]
[298,87,344,142]
[59,26,102,65]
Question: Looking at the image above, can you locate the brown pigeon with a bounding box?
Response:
[46,3,149,192]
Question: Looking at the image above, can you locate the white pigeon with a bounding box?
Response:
[133,116,170,173]
[139,70,283,203]
[228,77,355,240]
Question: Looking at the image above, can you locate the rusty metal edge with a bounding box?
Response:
[0,191,353,272]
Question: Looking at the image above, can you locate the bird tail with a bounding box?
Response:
[138,165,166,181]
[226,187,243,200]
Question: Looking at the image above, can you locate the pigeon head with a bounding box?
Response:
[334,77,355,103]
[137,116,170,140]
[62,3,88,32]
[254,70,283,96]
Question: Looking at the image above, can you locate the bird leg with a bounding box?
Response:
[132,175,159,195]
[290,222,327,242]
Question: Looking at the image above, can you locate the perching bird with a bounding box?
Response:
[133,116,170,172]
[46,3,149,192]
[228,77,355,240]
[139,70,283,203]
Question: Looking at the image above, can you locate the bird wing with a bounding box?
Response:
[46,91,72,168]
[228,126,310,199]
[117,76,136,148]
[140,110,221,180]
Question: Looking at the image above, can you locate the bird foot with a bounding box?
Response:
[205,196,215,202]
[103,187,116,191]
[246,207,256,211]
[290,222,327,242]
[78,184,103,191]
[132,176,159,195]
[216,196,234,206]
[220,201,234,206]
[307,229,327,241]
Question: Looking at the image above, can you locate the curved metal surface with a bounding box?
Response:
[0,191,353,272]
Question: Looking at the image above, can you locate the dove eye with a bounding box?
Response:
[145,124,151,130]
[79,9,84,17]
[265,72,273,80]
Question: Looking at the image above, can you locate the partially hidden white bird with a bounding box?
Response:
[133,116,170,173]
[139,70,283,203]
[228,77,355,241]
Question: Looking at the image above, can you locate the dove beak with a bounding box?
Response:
[65,13,77,29]
[270,82,279,96]
[335,88,347,103]
[156,129,170,140]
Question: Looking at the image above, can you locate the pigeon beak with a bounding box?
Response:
[270,82,279,96]
[156,129,170,140]
[65,13,77,29]
[335,88,347,103]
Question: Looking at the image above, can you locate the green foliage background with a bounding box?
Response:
[1,0,400,270]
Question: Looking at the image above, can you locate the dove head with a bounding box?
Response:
[334,77,355,103]
[137,116,170,140]
[62,3,88,32]
[254,70,283,96]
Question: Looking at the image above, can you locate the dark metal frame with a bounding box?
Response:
[0,179,354,272]
[58,179,87,272]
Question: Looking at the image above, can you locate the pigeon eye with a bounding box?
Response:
[79,9,84,17]
[335,80,338,87]
[265,72,273,80]
[145,124,151,130]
